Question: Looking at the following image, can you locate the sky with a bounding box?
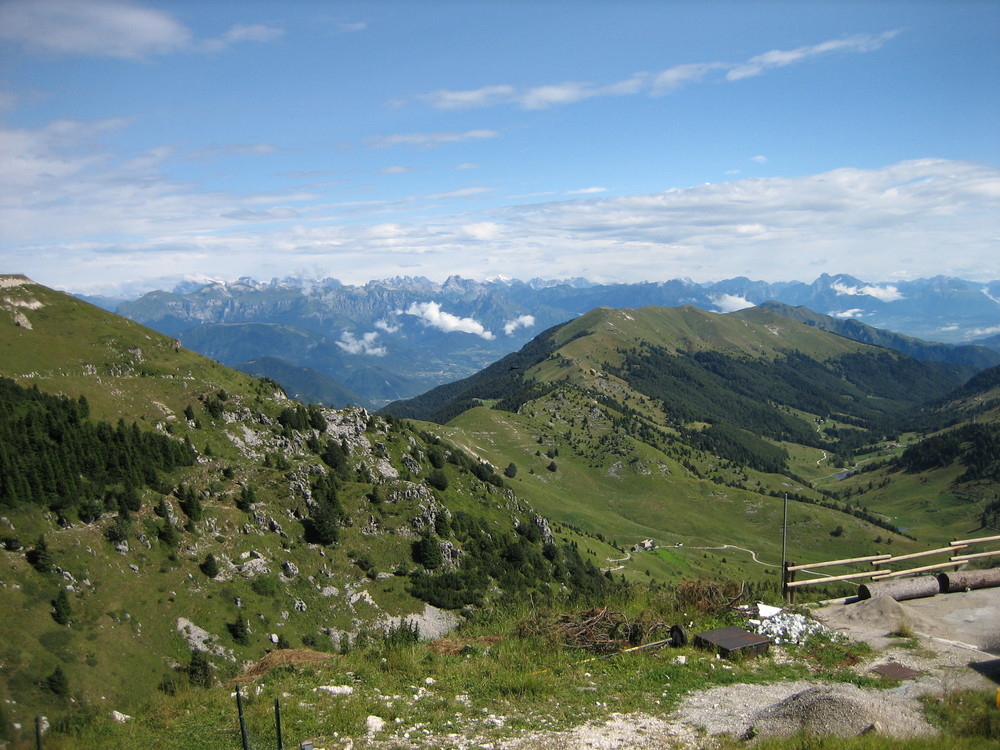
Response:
[1,0,998,295]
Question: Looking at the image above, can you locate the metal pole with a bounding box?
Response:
[35,716,43,750]
[274,697,283,750]
[236,685,251,750]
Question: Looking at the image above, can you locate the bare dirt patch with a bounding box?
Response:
[231,648,338,685]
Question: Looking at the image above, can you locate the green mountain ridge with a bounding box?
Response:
[3,276,997,746]
[754,300,1000,371]
[0,276,619,726]
[385,303,997,573]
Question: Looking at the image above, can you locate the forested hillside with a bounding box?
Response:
[0,277,620,727]
[0,377,196,512]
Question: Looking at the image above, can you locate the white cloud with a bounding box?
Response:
[419,84,517,110]
[970,325,1000,338]
[374,318,400,334]
[199,24,283,53]
[503,315,535,335]
[831,282,904,302]
[220,23,283,44]
[726,30,901,81]
[0,0,190,59]
[712,294,755,313]
[366,130,500,149]
[336,330,386,356]
[0,0,283,59]
[829,308,866,319]
[520,82,596,110]
[404,301,494,339]
[650,63,726,94]
[750,155,768,164]
[412,32,901,110]
[567,187,608,195]
[4,117,997,292]
[379,165,413,175]
[462,222,503,241]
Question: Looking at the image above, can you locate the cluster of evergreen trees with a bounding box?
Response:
[896,423,1000,482]
[0,377,195,515]
[604,345,960,476]
[407,509,615,609]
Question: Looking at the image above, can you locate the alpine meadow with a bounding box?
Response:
[2,273,999,748]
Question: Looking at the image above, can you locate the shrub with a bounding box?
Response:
[412,534,444,570]
[227,618,250,646]
[250,575,278,597]
[51,589,72,625]
[44,666,69,697]
[187,650,212,688]
[427,468,449,491]
[26,535,53,573]
[199,553,220,578]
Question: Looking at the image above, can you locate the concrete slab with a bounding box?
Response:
[813,587,1000,654]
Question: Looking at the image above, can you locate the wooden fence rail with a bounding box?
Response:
[782,535,999,603]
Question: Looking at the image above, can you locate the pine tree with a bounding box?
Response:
[311,501,341,546]
[187,650,212,688]
[44,666,69,697]
[179,489,203,521]
[412,534,443,570]
[51,589,72,625]
[158,519,181,549]
[228,617,250,645]
[199,553,220,578]
[26,535,53,573]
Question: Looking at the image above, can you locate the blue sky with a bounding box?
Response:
[1,0,998,294]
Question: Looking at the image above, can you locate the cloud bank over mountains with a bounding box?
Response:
[404,301,495,340]
[4,149,997,295]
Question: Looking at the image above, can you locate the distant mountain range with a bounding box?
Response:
[5,274,998,730]
[105,273,1000,407]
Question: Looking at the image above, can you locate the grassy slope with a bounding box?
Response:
[0,278,621,723]
[420,306,921,579]
[431,398,919,589]
[0,279,265,426]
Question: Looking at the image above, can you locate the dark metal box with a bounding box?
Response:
[693,626,771,659]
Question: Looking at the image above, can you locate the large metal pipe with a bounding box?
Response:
[857,576,941,601]
[937,568,1000,593]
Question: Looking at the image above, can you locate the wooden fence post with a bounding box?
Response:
[783,561,796,604]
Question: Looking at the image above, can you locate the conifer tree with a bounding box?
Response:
[26,535,52,573]
[187,650,212,688]
[51,589,72,625]
[200,553,220,578]
[228,617,250,645]
[44,666,69,697]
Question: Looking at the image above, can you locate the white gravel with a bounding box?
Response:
[672,679,936,742]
